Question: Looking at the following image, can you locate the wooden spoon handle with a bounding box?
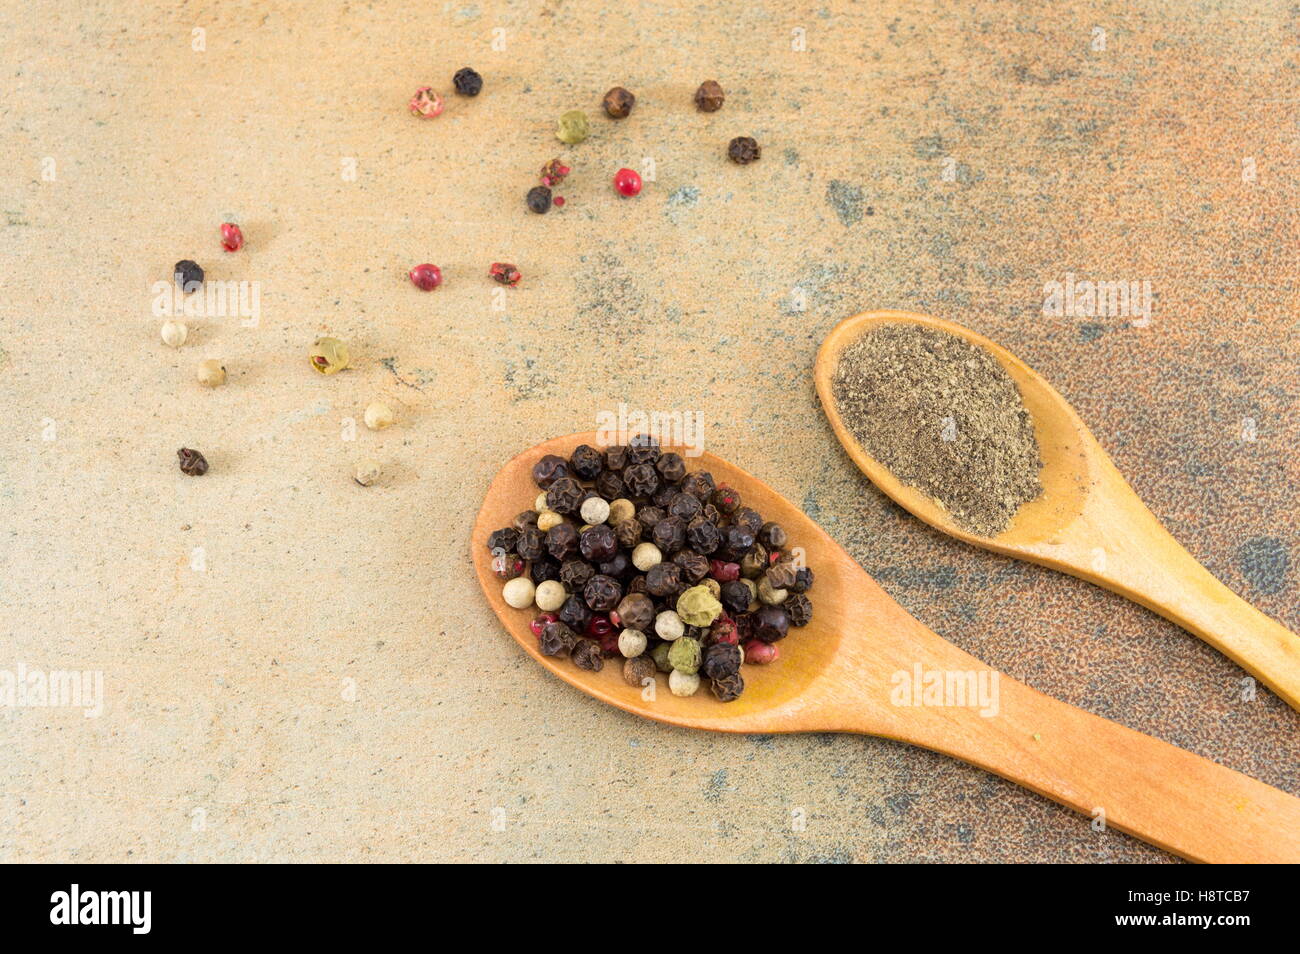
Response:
[857,662,1300,863]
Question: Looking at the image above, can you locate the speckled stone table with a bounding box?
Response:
[1,0,1296,862]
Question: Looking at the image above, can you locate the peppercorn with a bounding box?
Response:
[540,158,571,187]
[600,551,633,579]
[623,462,659,498]
[586,614,614,641]
[668,636,702,675]
[613,167,642,197]
[721,526,756,561]
[542,521,577,560]
[532,454,570,489]
[623,655,657,687]
[512,511,539,534]
[694,79,725,112]
[489,262,521,286]
[668,492,702,522]
[786,593,813,627]
[220,223,244,252]
[583,574,622,611]
[630,542,662,572]
[651,483,677,508]
[540,620,579,656]
[310,337,350,375]
[636,505,665,529]
[789,567,815,593]
[627,574,648,594]
[487,527,520,554]
[536,511,563,532]
[655,610,686,642]
[766,562,798,591]
[680,471,716,501]
[611,518,640,549]
[645,561,682,597]
[753,604,790,642]
[594,470,625,500]
[710,672,744,702]
[492,552,525,580]
[535,579,567,612]
[727,136,760,164]
[453,67,483,96]
[410,262,445,292]
[758,575,788,606]
[712,486,741,514]
[702,642,742,681]
[545,477,584,514]
[740,544,768,579]
[669,669,700,696]
[674,549,711,583]
[602,86,636,118]
[409,86,444,117]
[558,594,592,632]
[758,521,788,550]
[708,614,739,646]
[743,639,779,665]
[580,524,617,562]
[516,527,546,562]
[364,401,395,430]
[650,515,686,555]
[651,641,675,673]
[617,628,647,658]
[177,447,208,476]
[559,559,594,590]
[531,560,560,584]
[160,320,188,348]
[580,497,611,526]
[733,508,763,535]
[677,585,723,627]
[627,434,661,465]
[701,578,722,600]
[526,185,553,214]
[196,358,226,387]
[710,560,740,583]
[685,516,720,555]
[721,579,754,616]
[571,639,604,671]
[656,453,686,484]
[615,592,655,632]
[173,260,204,289]
[556,110,589,144]
[530,612,558,637]
[502,577,536,609]
[603,445,627,471]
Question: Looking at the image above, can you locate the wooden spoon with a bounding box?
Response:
[815,310,1300,712]
[472,433,1300,862]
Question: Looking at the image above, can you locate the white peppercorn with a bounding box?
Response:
[364,401,395,430]
[196,358,226,387]
[502,577,536,609]
[160,320,188,348]
[758,576,788,605]
[537,511,564,532]
[353,458,382,486]
[668,669,700,697]
[580,497,611,526]
[618,628,648,658]
[535,580,567,612]
[632,542,663,571]
[534,492,549,512]
[654,610,685,641]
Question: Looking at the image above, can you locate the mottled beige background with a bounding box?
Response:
[1,0,1297,862]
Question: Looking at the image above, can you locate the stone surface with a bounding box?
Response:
[0,1,1296,862]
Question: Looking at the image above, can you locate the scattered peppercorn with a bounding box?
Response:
[727,136,761,164]
[613,167,642,197]
[602,86,636,118]
[177,447,208,476]
[196,359,226,388]
[526,185,553,214]
[409,86,444,117]
[220,223,244,252]
[452,67,483,96]
[540,158,571,187]
[364,401,395,430]
[309,337,350,375]
[489,262,521,286]
[160,320,188,348]
[694,80,725,112]
[556,109,590,144]
[353,458,382,487]
[174,260,203,290]
[409,263,443,290]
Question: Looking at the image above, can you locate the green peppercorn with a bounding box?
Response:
[556,110,590,144]
[651,641,674,673]
[310,337,350,375]
[676,585,722,627]
[668,636,702,675]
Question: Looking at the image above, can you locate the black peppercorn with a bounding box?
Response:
[513,510,539,531]
[615,517,643,549]
[615,593,654,632]
[624,463,659,498]
[645,561,682,597]
[789,567,815,593]
[516,527,546,562]
[694,79,725,112]
[627,434,661,466]
[786,593,813,627]
[702,642,742,680]
[753,604,790,642]
[453,66,483,96]
[766,562,798,591]
[532,454,570,488]
[602,86,636,118]
[546,522,579,561]
[560,559,595,589]
[571,639,605,671]
[583,574,623,611]
[720,580,752,615]
[721,525,755,559]
[599,551,633,579]
[604,445,629,471]
[651,515,686,554]
[580,524,618,562]
[486,527,520,554]
[680,471,716,501]
[594,470,625,500]
[546,476,584,514]
[685,516,720,555]
[627,574,648,595]
[733,507,763,535]
[712,485,741,513]
[558,594,592,632]
[540,621,579,656]
[674,549,711,583]
[668,492,702,522]
[636,505,665,529]
[758,521,788,550]
[656,453,686,484]
[710,671,744,702]
[526,185,553,214]
[569,444,604,480]
[530,560,561,584]
[740,544,768,579]
[651,483,678,508]
[727,136,760,164]
[173,260,204,289]
[177,447,208,476]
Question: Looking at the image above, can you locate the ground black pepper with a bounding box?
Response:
[177,447,208,476]
[727,136,760,164]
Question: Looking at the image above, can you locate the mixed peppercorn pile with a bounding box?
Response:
[486,436,814,702]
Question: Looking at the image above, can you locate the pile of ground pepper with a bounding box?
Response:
[485,435,815,701]
[831,323,1043,536]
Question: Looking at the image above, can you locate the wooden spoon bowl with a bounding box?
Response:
[472,433,1300,862]
[815,310,1300,710]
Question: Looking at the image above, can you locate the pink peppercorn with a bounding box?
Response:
[710,614,739,645]
[552,196,566,207]
[743,640,779,665]
[489,262,521,286]
[220,222,244,252]
[409,263,442,290]
[530,612,559,638]
[409,87,445,118]
[710,560,741,583]
[586,614,614,640]
[613,167,642,197]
